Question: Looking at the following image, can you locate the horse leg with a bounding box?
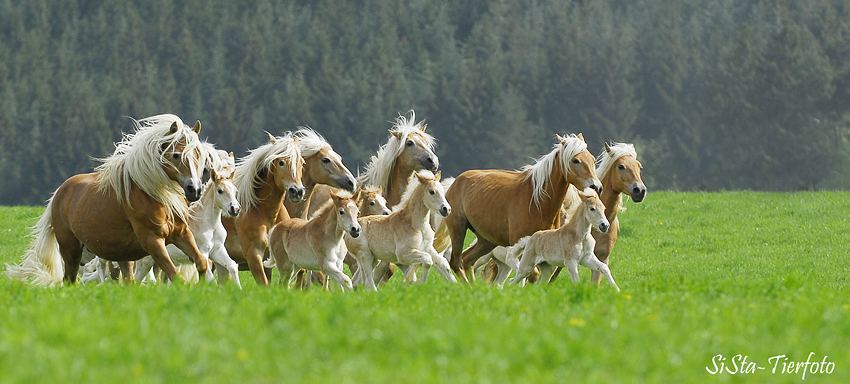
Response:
[548,267,563,283]
[493,259,512,288]
[134,257,156,283]
[461,237,497,283]
[565,258,580,283]
[537,263,556,285]
[168,226,210,278]
[581,254,620,292]
[397,249,433,284]
[322,261,353,291]
[370,260,389,289]
[139,237,181,283]
[509,248,537,286]
[445,214,470,282]
[211,247,241,289]
[427,246,457,283]
[54,229,83,284]
[118,261,135,284]
[590,254,609,286]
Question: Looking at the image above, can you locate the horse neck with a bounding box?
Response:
[560,204,591,238]
[312,202,343,237]
[386,161,414,207]
[195,184,224,228]
[395,186,430,226]
[253,172,288,222]
[534,154,570,215]
[600,172,621,222]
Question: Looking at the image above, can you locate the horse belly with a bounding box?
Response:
[57,176,148,261]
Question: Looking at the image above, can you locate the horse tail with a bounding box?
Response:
[6,197,64,286]
[432,217,451,254]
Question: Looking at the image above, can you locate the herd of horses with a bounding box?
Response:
[6,111,647,291]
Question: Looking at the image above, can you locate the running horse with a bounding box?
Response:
[444,133,603,283]
[358,110,439,207]
[6,114,208,285]
[222,133,305,285]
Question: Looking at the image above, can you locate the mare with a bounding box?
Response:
[508,189,619,291]
[346,171,456,291]
[6,115,207,285]
[443,133,602,283]
[283,128,357,219]
[222,133,305,285]
[267,191,361,290]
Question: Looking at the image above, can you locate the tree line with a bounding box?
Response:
[1,0,849,205]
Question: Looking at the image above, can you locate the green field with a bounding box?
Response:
[1,191,849,383]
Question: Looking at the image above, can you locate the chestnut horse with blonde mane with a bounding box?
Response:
[444,133,603,283]
[357,110,439,207]
[283,127,357,219]
[222,133,305,285]
[6,114,208,285]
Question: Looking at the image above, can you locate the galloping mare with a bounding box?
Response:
[443,133,603,283]
[7,114,208,285]
[221,133,305,285]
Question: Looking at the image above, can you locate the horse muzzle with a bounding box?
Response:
[349,226,361,238]
[439,205,451,217]
[631,184,647,202]
[228,203,241,217]
[598,221,610,233]
[422,155,439,172]
[287,186,306,202]
[183,179,203,202]
[336,175,357,193]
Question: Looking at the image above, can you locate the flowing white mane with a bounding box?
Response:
[190,143,235,216]
[358,110,436,190]
[95,114,205,222]
[596,142,638,180]
[234,133,300,212]
[520,134,588,209]
[294,127,332,157]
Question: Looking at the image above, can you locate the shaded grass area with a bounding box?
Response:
[1,192,849,383]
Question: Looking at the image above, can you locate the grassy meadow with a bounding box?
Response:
[1,191,849,383]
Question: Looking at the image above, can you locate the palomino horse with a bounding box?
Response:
[6,115,208,285]
[358,110,439,207]
[133,147,242,286]
[283,128,357,219]
[267,191,361,290]
[508,189,619,291]
[444,133,603,283]
[346,171,456,291]
[222,133,305,285]
[547,142,646,285]
[309,184,391,218]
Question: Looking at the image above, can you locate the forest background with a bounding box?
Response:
[1,0,849,205]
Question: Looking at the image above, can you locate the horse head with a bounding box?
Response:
[578,188,609,233]
[330,191,361,238]
[604,142,647,202]
[357,186,392,216]
[559,133,602,195]
[394,124,439,173]
[415,170,451,217]
[268,134,306,203]
[162,120,205,202]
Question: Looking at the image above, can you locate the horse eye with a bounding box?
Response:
[406,140,414,147]
[278,160,285,166]
[590,207,596,211]
[172,153,181,160]
[572,158,580,164]
[369,202,375,206]
[217,188,224,194]
[429,190,435,195]
[618,164,626,170]
[339,210,345,215]
[321,158,331,164]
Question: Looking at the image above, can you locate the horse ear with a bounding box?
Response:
[375,186,383,195]
[353,189,363,202]
[192,120,201,134]
[293,136,299,146]
[391,130,404,139]
[209,167,219,181]
[577,133,585,142]
[228,152,234,158]
[169,121,180,134]
[267,133,277,144]
[329,191,342,204]
[604,142,613,154]
[414,171,428,183]
[420,124,428,132]
[556,134,567,145]
[434,170,442,181]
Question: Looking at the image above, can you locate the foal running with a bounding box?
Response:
[267,191,361,290]
[508,189,619,291]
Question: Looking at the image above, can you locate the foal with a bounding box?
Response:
[267,191,361,290]
[346,171,456,290]
[508,189,619,291]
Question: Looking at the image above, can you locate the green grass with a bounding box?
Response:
[2,192,849,383]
